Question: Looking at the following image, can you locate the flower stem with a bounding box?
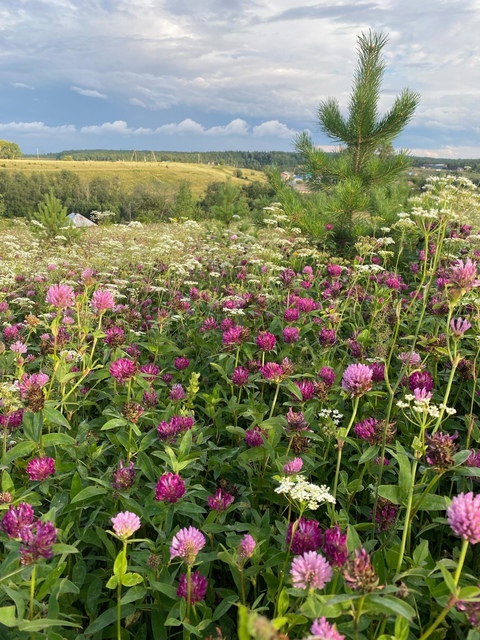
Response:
[396,458,419,574]
[332,397,359,503]
[454,538,469,587]
[29,564,36,621]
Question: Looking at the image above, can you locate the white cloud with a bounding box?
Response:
[0,121,76,134]
[252,120,297,138]
[80,121,132,134]
[72,87,107,99]
[11,82,34,90]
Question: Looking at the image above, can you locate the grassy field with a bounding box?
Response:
[0,158,265,195]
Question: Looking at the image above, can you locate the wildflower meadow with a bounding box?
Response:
[2,175,480,640]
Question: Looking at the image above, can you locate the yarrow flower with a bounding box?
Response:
[45,284,75,309]
[310,617,345,640]
[176,571,208,604]
[275,476,335,510]
[170,526,206,566]
[155,472,186,503]
[341,364,373,398]
[207,488,234,511]
[447,492,480,544]
[290,551,332,590]
[111,511,141,539]
[26,457,55,481]
[109,358,136,384]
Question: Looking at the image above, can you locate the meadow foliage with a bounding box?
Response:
[1,175,480,639]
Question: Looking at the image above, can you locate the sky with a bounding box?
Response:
[2,0,480,158]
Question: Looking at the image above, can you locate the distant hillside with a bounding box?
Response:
[26,149,304,171]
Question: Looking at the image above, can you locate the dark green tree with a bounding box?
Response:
[295,30,420,237]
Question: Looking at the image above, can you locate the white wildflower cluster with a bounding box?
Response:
[223,307,245,316]
[319,408,344,426]
[355,264,385,274]
[90,210,116,222]
[396,394,456,418]
[274,475,336,509]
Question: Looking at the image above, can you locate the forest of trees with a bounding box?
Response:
[0,168,275,223]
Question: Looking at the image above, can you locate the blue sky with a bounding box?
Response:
[1,0,480,158]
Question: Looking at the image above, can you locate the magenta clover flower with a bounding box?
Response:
[91,288,115,312]
[45,284,75,309]
[447,492,480,544]
[170,526,206,566]
[238,534,256,560]
[111,511,141,539]
[176,571,208,604]
[283,457,303,475]
[341,363,373,398]
[310,617,345,640]
[26,457,55,481]
[112,461,136,491]
[19,520,57,565]
[207,488,234,512]
[290,551,332,590]
[1,502,35,539]
[155,472,186,503]
[286,518,322,555]
[109,358,136,384]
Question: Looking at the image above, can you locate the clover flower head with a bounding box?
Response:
[290,551,332,590]
[170,526,206,566]
[111,511,141,539]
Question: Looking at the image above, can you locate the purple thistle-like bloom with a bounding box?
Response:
[373,497,399,532]
[283,327,300,344]
[341,364,373,398]
[343,548,379,593]
[294,379,317,402]
[26,457,55,481]
[256,331,277,352]
[111,511,141,539]
[0,408,24,430]
[245,426,265,447]
[238,534,256,560]
[290,551,332,590]
[425,431,458,468]
[176,571,208,604]
[174,357,190,371]
[399,351,422,370]
[450,317,472,337]
[170,526,206,566]
[284,307,300,322]
[207,488,234,511]
[155,472,186,503]
[447,492,480,543]
[318,328,337,346]
[354,417,379,442]
[231,366,250,386]
[283,457,303,475]
[104,326,125,347]
[368,362,385,383]
[143,389,159,407]
[157,415,194,441]
[260,362,285,382]
[408,370,434,393]
[109,358,136,384]
[286,408,309,432]
[17,372,49,399]
[1,502,35,539]
[45,284,75,309]
[169,384,186,401]
[310,617,345,640]
[319,366,335,387]
[91,289,115,312]
[222,325,245,346]
[139,363,160,384]
[449,258,480,291]
[322,526,349,569]
[112,461,136,490]
[19,520,57,565]
[286,518,322,555]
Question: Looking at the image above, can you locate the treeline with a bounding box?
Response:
[0,168,275,223]
[28,149,303,171]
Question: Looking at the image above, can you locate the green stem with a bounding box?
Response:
[417,600,456,640]
[332,397,359,503]
[396,458,419,574]
[269,382,281,419]
[29,564,36,621]
[454,538,469,587]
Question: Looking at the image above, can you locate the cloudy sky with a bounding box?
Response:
[1,0,480,158]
